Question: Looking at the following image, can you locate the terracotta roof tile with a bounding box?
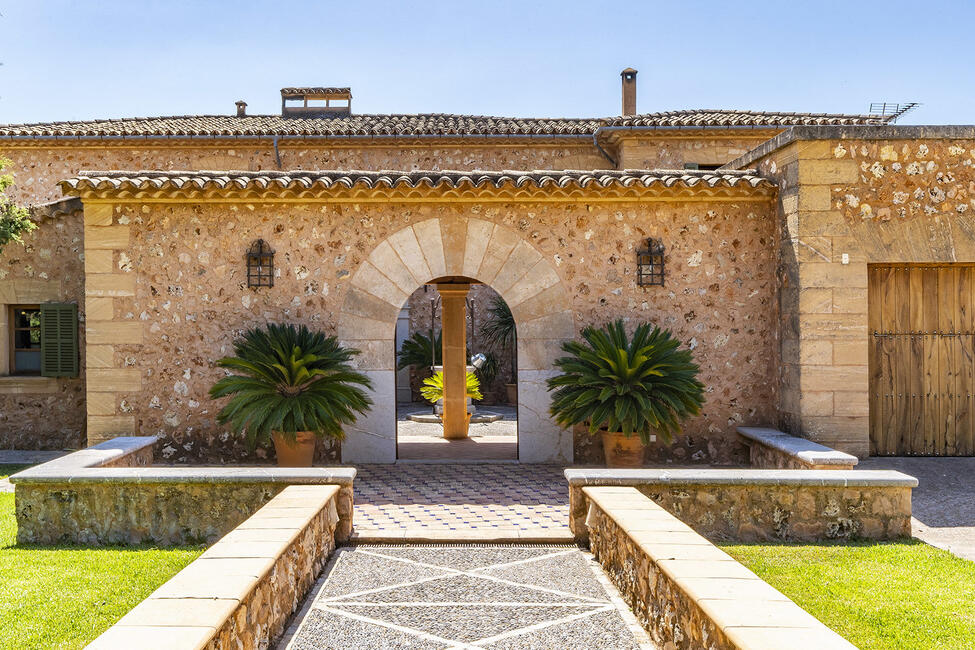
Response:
[60,168,775,197]
[0,110,889,139]
[606,109,890,127]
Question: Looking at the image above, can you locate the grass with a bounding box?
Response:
[0,493,203,649]
[0,465,30,479]
[722,540,975,650]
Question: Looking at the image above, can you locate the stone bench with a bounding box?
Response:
[566,467,917,544]
[738,426,858,470]
[87,484,341,649]
[11,437,355,545]
[584,486,856,650]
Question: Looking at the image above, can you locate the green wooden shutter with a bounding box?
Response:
[40,303,78,378]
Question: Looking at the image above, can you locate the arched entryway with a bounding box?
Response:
[336,217,574,463]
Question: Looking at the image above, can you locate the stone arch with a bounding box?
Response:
[337,217,575,463]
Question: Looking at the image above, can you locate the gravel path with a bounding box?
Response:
[858,456,975,561]
[278,544,654,649]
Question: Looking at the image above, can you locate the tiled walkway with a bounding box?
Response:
[353,465,569,540]
[279,544,654,649]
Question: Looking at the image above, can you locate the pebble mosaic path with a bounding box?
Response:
[279,544,654,649]
[353,464,569,538]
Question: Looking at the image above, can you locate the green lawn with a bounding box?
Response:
[723,540,975,650]
[0,465,30,479]
[0,493,203,649]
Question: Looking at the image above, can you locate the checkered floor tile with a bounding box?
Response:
[353,465,569,533]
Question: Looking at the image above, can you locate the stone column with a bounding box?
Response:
[437,283,470,439]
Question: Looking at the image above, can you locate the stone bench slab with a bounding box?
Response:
[738,426,858,469]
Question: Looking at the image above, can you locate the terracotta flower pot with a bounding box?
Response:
[601,431,645,468]
[272,430,317,467]
[505,383,518,405]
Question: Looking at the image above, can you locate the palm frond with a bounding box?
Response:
[209,323,373,449]
[546,319,704,446]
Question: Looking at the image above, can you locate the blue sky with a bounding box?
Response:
[1,0,972,125]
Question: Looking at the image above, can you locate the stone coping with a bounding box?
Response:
[12,465,356,486]
[10,436,157,474]
[725,124,975,169]
[584,486,857,649]
[88,484,341,649]
[565,467,917,488]
[737,426,859,467]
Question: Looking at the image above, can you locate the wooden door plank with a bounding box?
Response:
[921,266,940,455]
[958,267,975,455]
[938,266,957,456]
[867,266,887,456]
[892,267,912,456]
[908,267,926,456]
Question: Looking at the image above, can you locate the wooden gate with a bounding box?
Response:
[869,263,975,455]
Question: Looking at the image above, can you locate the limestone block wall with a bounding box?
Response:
[0,141,609,204]
[0,208,86,449]
[747,132,975,456]
[84,197,776,465]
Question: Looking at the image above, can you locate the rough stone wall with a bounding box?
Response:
[752,137,975,456]
[586,503,734,650]
[92,197,776,465]
[15,479,354,546]
[0,209,86,450]
[616,134,778,170]
[0,143,609,204]
[570,482,912,543]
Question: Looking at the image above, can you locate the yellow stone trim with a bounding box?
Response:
[0,377,59,394]
[87,320,143,345]
[87,368,142,393]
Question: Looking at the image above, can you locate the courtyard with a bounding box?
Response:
[2,2,975,648]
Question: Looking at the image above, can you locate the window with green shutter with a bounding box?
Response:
[39,303,78,378]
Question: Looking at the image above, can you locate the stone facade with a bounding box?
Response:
[732,126,975,457]
[614,132,778,170]
[0,142,608,204]
[0,206,86,450]
[71,193,776,464]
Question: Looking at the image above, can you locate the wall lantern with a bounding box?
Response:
[246,239,275,288]
[636,237,665,287]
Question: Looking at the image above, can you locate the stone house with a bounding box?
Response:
[0,75,970,464]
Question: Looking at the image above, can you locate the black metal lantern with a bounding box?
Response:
[246,239,274,288]
[636,237,665,287]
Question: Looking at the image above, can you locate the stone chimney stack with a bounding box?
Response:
[235,100,247,117]
[621,68,637,116]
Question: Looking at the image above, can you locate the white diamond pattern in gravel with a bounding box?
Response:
[280,545,655,649]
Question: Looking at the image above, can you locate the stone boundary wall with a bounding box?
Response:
[584,486,856,650]
[738,426,858,470]
[566,468,916,544]
[11,437,355,545]
[87,484,341,650]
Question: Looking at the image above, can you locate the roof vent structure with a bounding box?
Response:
[281,87,352,117]
[621,68,637,116]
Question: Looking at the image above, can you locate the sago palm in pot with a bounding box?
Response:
[209,323,373,466]
[546,319,704,468]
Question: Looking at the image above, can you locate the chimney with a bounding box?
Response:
[280,87,352,117]
[235,100,247,117]
[621,68,637,116]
